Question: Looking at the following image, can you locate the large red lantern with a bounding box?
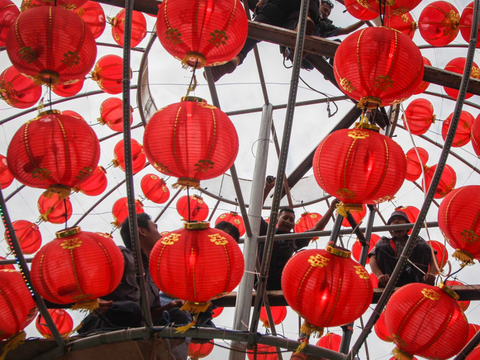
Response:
[438,185,480,265]
[282,246,373,339]
[295,212,322,233]
[144,97,239,188]
[141,174,170,204]
[313,123,406,206]
[344,0,378,21]
[444,57,480,99]
[10,220,42,254]
[418,1,460,47]
[460,2,480,48]
[384,283,468,359]
[386,13,416,39]
[422,164,456,199]
[414,56,432,95]
[442,110,474,148]
[342,204,367,227]
[36,309,73,338]
[367,0,421,15]
[0,66,42,109]
[0,0,19,47]
[98,97,133,133]
[445,280,470,311]
[38,192,73,224]
[75,1,106,39]
[188,341,214,359]
[91,55,130,95]
[215,211,245,237]
[7,110,100,198]
[176,195,209,221]
[112,197,144,227]
[375,311,393,342]
[259,306,287,328]
[111,9,146,48]
[247,344,278,360]
[351,233,379,264]
[428,240,448,270]
[0,269,37,340]
[31,227,124,305]
[149,222,244,315]
[23,0,88,10]
[0,154,14,189]
[403,99,435,136]
[73,166,107,196]
[6,6,96,86]
[112,139,146,174]
[156,0,248,68]
[334,27,423,109]
[315,333,341,351]
[472,113,480,157]
[52,78,85,98]
[0,257,14,270]
[405,148,429,182]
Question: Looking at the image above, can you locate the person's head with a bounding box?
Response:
[120,213,161,252]
[276,208,296,233]
[320,0,334,19]
[215,221,240,243]
[387,210,410,240]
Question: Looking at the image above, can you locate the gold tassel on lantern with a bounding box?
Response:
[43,185,72,202]
[175,301,211,334]
[0,331,26,360]
[453,249,475,267]
[295,321,324,352]
[71,299,100,313]
[392,347,414,360]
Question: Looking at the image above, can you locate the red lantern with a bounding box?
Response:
[418,1,460,47]
[38,192,73,224]
[282,246,373,337]
[0,269,37,340]
[344,0,378,21]
[61,110,84,121]
[188,341,214,360]
[52,78,85,98]
[334,27,423,109]
[375,311,393,342]
[466,346,480,360]
[156,0,248,68]
[246,344,278,360]
[0,66,42,108]
[442,110,474,148]
[315,332,341,350]
[112,197,144,227]
[31,227,124,305]
[215,211,245,237]
[472,113,480,157]
[414,56,432,95]
[111,9,146,48]
[0,154,14,189]
[341,204,367,227]
[313,124,406,206]
[467,323,480,343]
[405,147,429,182]
[295,212,322,233]
[365,0,421,16]
[6,6,96,86]
[36,309,73,338]
[445,280,470,311]
[403,99,435,136]
[112,139,146,174]
[395,205,419,234]
[73,166,108,196]
[444,57,480,99]
[75,1,106,39]
[176,195,209,221]
[7,110,100,197]
[460,2,480,48]
[24,0,88,10]
[144,97,239,189]
[384,283,468,359]
[0,257,14,270]
[0,0,19,47]
[352,233,379,264]
[149,222,244,313]
[259,306,287,328]
[438,185,480,264]
[422,164,456,199]
[428,240,448,270]
[91,55,130,95]
[386,13,416,39]
[212,306,223,318]
[10,220,42,254]
[98,97,133,133]
[390,357,418,360]
[141,174,170,204]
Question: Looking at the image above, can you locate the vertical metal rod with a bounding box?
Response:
[122,0,152,327]
[328,213,344,245]
[154,188,182,223]
[270,123,295,207]
[0,188,66,351]
[207,199,221,222]
[262,299,284,360]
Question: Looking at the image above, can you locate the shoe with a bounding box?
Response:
[205,60,238,83]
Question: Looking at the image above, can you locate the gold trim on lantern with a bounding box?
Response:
[182,51,207,68]
[453,249,475,266]
[37,109,61,117]
[34,70,60,86]
[56,227,81,238]
[438,283,460,301]
[174,177,200,189]
[357,96,382,109]
[181,96,206,103]
[354,115,380,131]
[392,347,414,360]
[184,221,210,230]
[326,245,351,258]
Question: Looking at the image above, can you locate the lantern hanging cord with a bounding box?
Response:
[187,186,191,222]
[299,76,338,117]
[64,198,68,229]
[444,266,465,283]
[185,60,199,97]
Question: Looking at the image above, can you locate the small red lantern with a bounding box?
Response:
[386,13,416,39]
[0,269,37,340]
[112,139,146,174]
[313,123,407,206]
[367,0,421,15]
[414,56,432,95]
[370,272,378,288]
[91,55,130,95]
[418,1,460,46]
[38,192,73,224]
[334,27,423,109]
[0,66,42,108]
[110,9,146,48]
[467,323,480,343]
[188,341,214,359]
[295,212,322,233]
[395,205,419,234]
[31,227,124,306]
[344,0,378,21]
[10,220,42,254]
[25,0,88,10]
[141,174,170,204]
[466,346,480,360]
[0,256,14,270]
[73,166,108,196]
[342,204,367,227]
[0,154,14,189]
[259,306,287,328]
[98,97,133,133]
[444,57,480,99]
[247,344,278,360]
[385,283,469,359]
[422,164,456,199]
[215,211,245,236]
[445,280,470,311]
[282,246,373,339]
[315,332,341,351]
[375,311,393,342]
[442,110,474,148]
[75,1,106,39]
[149,222,244,315]
[0,0,19,47]
[156,0,248,68]
[6,6,96,86]
[405,148,429,182]
[352,233,379,264]
[403,99,435,136]
[439,185,480,264]
[428,240,448,270]
[144,97,239,189]
[472,113,480,157]
[52,78,85,98]
[36,309,73,338]
[460,2,480,48]
[176,195,209,221]
[112,197,145,227]
[212,306,223,318]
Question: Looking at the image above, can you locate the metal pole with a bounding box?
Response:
[5,185,25,202]
[328,212,344,245]
[207,199,221,222]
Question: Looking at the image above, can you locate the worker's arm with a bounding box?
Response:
[335,21,365,36]
[370,254,389,286]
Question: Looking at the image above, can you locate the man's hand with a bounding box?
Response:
[265,176,276,191]
[162,299,185,312]
[95,299,113,316]
[424,273,436,285]
[378,274,390,286]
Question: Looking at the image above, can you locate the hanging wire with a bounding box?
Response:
[63,198,68,229]
[186,186,191,222]
[185,60,199,97]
